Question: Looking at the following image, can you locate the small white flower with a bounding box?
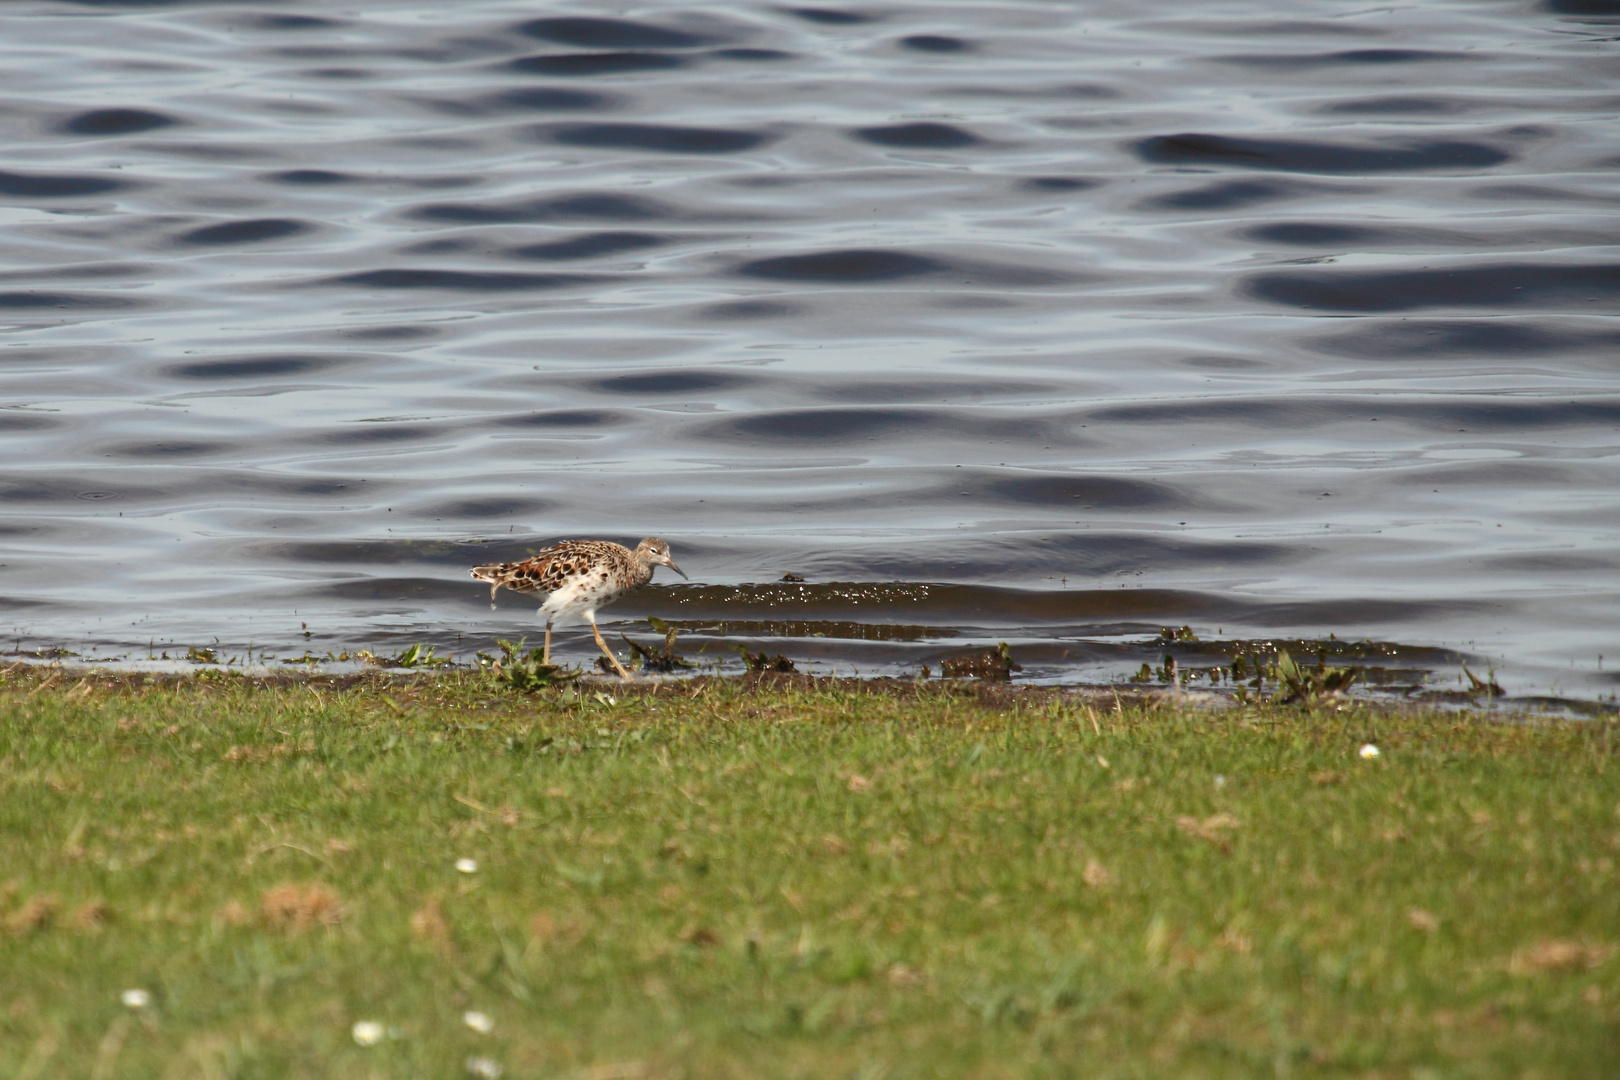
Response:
[455,858,479,874]
[1359,743,1380,759]
[466,1055,503,1078]
[1213,774,1227,789]
[121,988,151,1009]
[352,1020,386,1046]
[463,1010,494,1034]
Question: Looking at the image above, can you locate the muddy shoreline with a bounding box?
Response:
[3,656,1610,720]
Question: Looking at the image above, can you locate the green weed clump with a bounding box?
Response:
[1267,648,1359,706]
[0,667,1615,1078]
[479,639,580,692]
[623,617,699,674]
[389,642,450,670]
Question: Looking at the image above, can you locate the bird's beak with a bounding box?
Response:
[663,557,688,579]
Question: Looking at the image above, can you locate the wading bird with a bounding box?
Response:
[471,537,685,679]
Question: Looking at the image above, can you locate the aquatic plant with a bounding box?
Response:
[390,642,449,669]
[620,616,698,674]
[1268,648,1359,706]
[1462,662,1504,697]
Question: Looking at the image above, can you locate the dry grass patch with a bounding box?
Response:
[1082,858,1114,888]
[71,899,111,931]
[1510,939,1614,974]
[1176,812,1240,847]
[409,898,449,944]
[259,882,342,931]
[5,894,57,934]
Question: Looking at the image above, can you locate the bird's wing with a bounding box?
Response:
[471,549,560,601]
[470,541,627,599]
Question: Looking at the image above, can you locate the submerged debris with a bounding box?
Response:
[619,616,698,674]
[1462,663,1503,697]
[737,645,796,673]
[941,642,1020,682]
[1131,654,1181,684]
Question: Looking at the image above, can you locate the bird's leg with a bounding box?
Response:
[588,614,632,681]
[543,621,552,666]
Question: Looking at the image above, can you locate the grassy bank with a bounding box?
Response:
[1,667,1616,1078]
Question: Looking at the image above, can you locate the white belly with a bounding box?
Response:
[537,577,626,625]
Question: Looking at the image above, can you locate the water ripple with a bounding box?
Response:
[517,16,723,50]
[60,108,178,136]
[547,122,771,153]
[0,0,1612,698]
[1138,132,1512,173]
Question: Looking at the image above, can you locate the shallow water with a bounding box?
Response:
[1,1,1617,698]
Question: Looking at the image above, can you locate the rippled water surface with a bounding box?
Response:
[3,1,1617,697]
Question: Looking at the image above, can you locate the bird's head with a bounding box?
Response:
[635,537,687,579]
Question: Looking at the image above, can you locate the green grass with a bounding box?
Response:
[1,667,1617,1078]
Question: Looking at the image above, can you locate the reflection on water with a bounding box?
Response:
[0,0,1616,700]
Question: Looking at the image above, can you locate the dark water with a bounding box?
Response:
[2,1,1617,699]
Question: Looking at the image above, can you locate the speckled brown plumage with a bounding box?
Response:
[471,537,685,679]
[473,540,648,602]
